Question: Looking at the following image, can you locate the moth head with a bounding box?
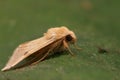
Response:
[65,31,76,44]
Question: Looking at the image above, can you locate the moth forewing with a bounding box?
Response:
[1,26,77,72]
[1,37,56,71]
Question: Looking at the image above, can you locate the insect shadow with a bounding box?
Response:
[45,51,68,60]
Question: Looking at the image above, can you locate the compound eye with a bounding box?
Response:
[65,35,73,42]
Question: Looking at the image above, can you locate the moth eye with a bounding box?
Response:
[65,35,73,42]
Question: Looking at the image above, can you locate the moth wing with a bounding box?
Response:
[1,37,56,71]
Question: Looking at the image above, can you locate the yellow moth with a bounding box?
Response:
[1,26,79,72]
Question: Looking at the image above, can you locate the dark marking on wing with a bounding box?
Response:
[24,51,28,55]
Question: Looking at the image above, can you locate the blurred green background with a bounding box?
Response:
[0,0,120,80]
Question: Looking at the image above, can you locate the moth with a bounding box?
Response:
[1,26,79,71]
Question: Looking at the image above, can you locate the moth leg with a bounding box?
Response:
[63,40,74,56]
[73,43,82,50]
[31,48,52,65]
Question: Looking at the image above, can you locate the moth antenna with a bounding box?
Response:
[63,40,74,56]
[31,48,53,65]
[67,46,75,56]
[73,43,82,50]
